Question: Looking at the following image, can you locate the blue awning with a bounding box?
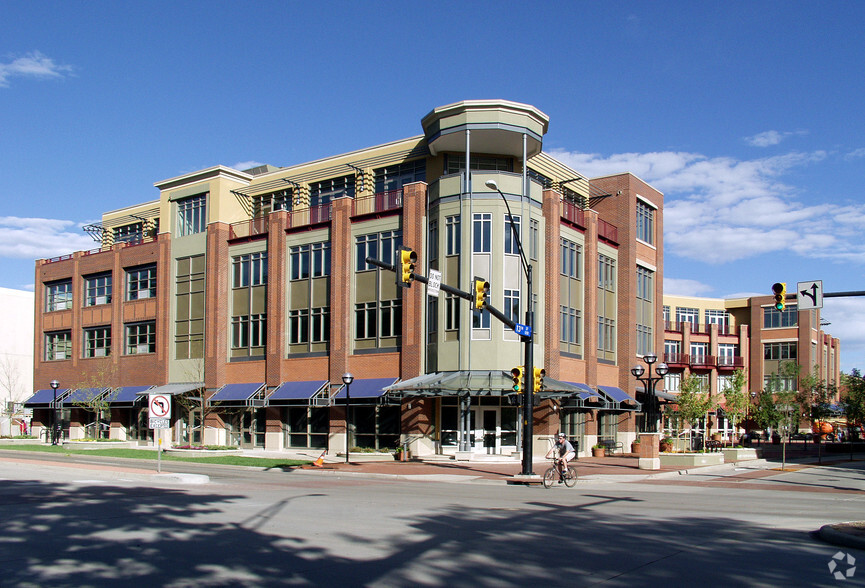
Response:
[335,378,399,400]
[598,385,639,409]
[208,382,266,406]
[61,388,110,406]
[24,388,69,407]
[109,386,154,405]
[268,380,329,403]
[567,382,602,401]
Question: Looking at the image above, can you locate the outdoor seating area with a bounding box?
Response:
[598,438,624,456]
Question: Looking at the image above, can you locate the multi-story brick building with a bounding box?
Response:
[26,99,665,459]
[662,294,841,437]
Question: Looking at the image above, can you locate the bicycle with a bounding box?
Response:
[543,457,577,488]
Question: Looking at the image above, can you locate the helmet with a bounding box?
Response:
[558,433,566,438]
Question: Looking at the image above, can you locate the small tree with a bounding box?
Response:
[753,369,797,440]
[722,368,749,444]
[795,364,837,433]
[842,369,865,440]
[676,375,716,451]
[69,362,118,439]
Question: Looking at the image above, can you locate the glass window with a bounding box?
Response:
[45,331,71,360]
[373,160,425,193]
[233,252,267,287]
[445,155,512,174]
[598,254,616,290]
[445,293,460,331]
[309,175,354,206]
[636,199,654,244]
[446,215,461,255]
[473,213,491,253]
[561,238,580,278]
[636,266,653,302]
[504,215,521,255]
[113,223,143,244]
[428,219,438,263]
[127,265,156,301]
[84,273,112,306]
[530,219,539,261]
[84,326,111,358]
[764,305,798,328]
[46,280,72,312]
[126,322,156,354]
[177,193,207,237]
[504,289,520,323]
[560,306,580,344]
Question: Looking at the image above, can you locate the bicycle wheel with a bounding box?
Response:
[543,467,556,489]
[564,466,578,488]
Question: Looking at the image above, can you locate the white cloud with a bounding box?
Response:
[548,147,865,266]
[0,51,73,88]
[845,148,865,161]
[745,130,807,147]
[822,298,865,373]
[232,161,265,172]
[0,216,95,259]
[663,278,714,296]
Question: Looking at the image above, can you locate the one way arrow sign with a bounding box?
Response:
[796,280,823,310]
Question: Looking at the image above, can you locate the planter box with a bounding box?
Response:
[721,447,760,461]
[338,452,395,462]
[659,453,724,467]
[164,448,243,457]
[62,441,137,450]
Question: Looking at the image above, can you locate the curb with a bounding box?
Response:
[818,522,865,551]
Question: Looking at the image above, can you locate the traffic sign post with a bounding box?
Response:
[796,280,823,310]
[149,394,172,473]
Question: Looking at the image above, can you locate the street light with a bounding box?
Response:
[342,373,354,464]
[485,179,535,476]
[49,379,60,445]
[631,354,668,433]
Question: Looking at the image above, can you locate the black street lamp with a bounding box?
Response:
[49,379,60,445]
[342,373,354,464]
[631,354,668,433]
[485,179,535,476]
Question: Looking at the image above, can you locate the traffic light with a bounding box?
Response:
[511,366,524,393]
[473,277,489,310]
[533,367,546,393]
[396,246,417,288]
[772,282,786,311]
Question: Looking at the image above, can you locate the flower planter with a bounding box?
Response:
[659,452,724,467]
[592,447,606,458]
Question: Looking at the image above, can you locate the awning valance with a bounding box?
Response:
[208,382,266,407]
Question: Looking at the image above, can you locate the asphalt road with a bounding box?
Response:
[0,453,863,587]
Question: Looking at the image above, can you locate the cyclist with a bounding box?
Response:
[546,433,576,479]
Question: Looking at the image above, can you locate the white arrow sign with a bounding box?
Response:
[796,280,823,310]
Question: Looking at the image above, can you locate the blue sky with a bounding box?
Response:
[2,1,864,372]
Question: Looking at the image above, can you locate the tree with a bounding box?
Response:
[676,375,716,451]
[722,368,749,444]
[842,369,865,440]
[68,362,118,439]
[795,364,837,432]
[0,356,23,436]
[753,368,797,440]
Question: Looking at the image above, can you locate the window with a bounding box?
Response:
[473,306,490,329]
[504,289,520,324]
[126,322,155,354]
[175,255,205,360]
[289,309,310,344]
[355,302,377,340]
[84,273,112,306]
[504,215,521,255]
[705,309,730,327]
[560,238,580,278]
[127,265,156,301]
[690,342,709,359]
[636,266,654,356]
[560,306,580,344]
[380,299,401,338]
[665,340,681,355]
[598,254,616,291]
[718,343,737,360]
[636,199,654,244]
[356,231,400,272]
[177,193,207,237]
[284,406,329,449]
[288,240,330,354]
[663,305,670,323]
[764,305,798,328]
[445,154,512,174]
[113,223,143,244]
[636,266,653,302]
[352,405,400,450]
[718,374,734,393]
[428,219,438,263]
[84,326,111,358]
[676,307,699,325]
[46,280,72,312]
[446,215,461,255]
[46,331,71,361]
[473,213,491,253]
[374,160,425,193]
[636,325,653,357]
[311,307,330,343]
[445,293,460,331]
[597,253,617,359]
[309,175,354,206]
[530,219,539,260]
[252,189,292,216]
[665,372,681,393]
[597,317,616,354]
[764,342,797,360]
[232,252,267,358]
[233,252,267,287]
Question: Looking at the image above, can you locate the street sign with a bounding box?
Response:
[514,323,532,338]
[148,394,171,429]
[427,269,441,298]
[796,280,823,310]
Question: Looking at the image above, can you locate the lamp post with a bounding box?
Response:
[631,354,668,433]
[342,373,354,464]
[485,179,535,476]
[49,379,60,445]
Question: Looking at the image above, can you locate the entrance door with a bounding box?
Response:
[472,408,499,454]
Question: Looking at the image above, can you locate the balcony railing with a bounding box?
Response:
[598,219,618,243]
[561,199,586,227]
[229,216,269,240]
[717,356,745,369]
[690,355,716,368]
[664,352,690,366]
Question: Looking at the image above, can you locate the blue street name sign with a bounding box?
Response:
[514,323,532,337]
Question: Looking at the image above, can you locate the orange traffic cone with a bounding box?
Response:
[312,450,326,467]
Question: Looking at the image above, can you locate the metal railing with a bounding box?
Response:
[562,199,586,227]
[354,189,403,216]
[598,219,618,243]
